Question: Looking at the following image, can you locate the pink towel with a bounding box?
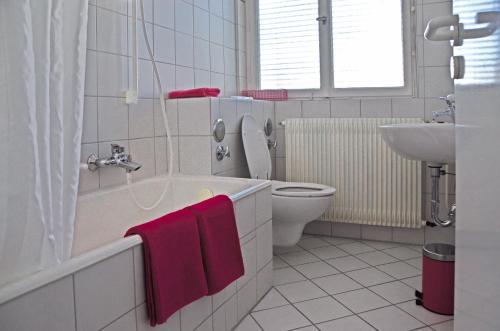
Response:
[167,87,220,99]
[187,195,244,295]
[125,209,208,326]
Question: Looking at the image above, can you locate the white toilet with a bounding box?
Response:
[241,115,336,247]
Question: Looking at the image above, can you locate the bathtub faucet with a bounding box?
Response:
[87,144,142,173]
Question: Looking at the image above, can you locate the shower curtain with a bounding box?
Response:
[0,0,88,286]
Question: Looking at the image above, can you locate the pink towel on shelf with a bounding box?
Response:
[125,209,208,326]
[167,87,220,99]
[187,195,244,295]
[241,89,288,101]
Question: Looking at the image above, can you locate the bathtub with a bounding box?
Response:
[0,175,273,331]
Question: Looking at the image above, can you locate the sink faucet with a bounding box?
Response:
[432,94,455,123]
[87,144,142,173]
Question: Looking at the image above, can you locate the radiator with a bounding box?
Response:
[285,118,423,228]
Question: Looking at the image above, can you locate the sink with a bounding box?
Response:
[379,123,455,164]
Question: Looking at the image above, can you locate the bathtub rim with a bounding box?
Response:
[0,176,270,305]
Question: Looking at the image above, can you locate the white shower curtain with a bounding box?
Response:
[0,0,88,286]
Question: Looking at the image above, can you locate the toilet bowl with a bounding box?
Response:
[241,115,336,247]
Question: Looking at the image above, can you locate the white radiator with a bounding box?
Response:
[285,118,422,228]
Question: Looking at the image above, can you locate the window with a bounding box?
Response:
[252,0,412,95]
[331,0,405,89]
[258,0,321,89]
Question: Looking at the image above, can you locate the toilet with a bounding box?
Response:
[241,115,336,247]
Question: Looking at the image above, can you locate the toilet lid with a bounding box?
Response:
[272,180,336,197]
[241,115,272,180]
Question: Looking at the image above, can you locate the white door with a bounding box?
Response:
[453,1,500,330]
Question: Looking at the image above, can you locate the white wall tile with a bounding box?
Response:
[392,227,425,245]
[224,48,237,75]
[179,136,212,174]
[361,225,393,241]
[98,0,128,15]
[129,99,154,139]
[138,59,154,98]
[423,39,453,67]
[79,144,100,193]
[210,15,224,45]
[85,50,98,96]
[131,20,154,60]
[97,8,128,56]
[180,296,212,331]
[224,21,236,49]
[97,52,128,97]
[238,236,257,288]
[195,69,212,87]
[154,99,178,136]
[156,62,176,97]
[210,43,225,74]
[257,261,273,298]
[257,221,273,270]
[209,0,223,16]
[194,38,211,70]
[87,5,97,50]
[175,32,194,68]
[225,75,237,96]
[223,0,235,22]
[361,98,392,117]
[234,194,256,238]
[392,98,425,118]
[98,97,129,141]
[237,277,257,320]
[83,97,98,143]
[154,26,176,64]
[175,66,195,90]
[0,276,75,331]
[331,99,361,117]
[178,98,212,135]
[194,7,210,40]
[175,0,194,35]
[255,186,272,227]
[74,250,135,331]
[155,136,180,175]
[424,66,454,98]
[332,222,361,239]
[194,0,210,11]
[302,100,330,118]
[154,0,175,29]
[129,137,156,179]
[303,220,332,236]
[219,98,239,133]
[275,101,301,123]
[137,303,181,331]
[101,310,136,331]
[211,72,225,95]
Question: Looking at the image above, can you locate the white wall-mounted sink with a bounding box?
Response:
[379,123,455,164]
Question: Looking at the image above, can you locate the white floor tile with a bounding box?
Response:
[298,237,331,250]
[321,237,356,246]
[431,320,453,331]
[309,246,349,260]
[317,315,376,331]
[376,262,421,279]
[293,327,318,331]
[405,257,422,270]
[401,276,422,292]
[359,306,424,331]
[346,268,395,287]
[355,251,398,266]
[294,296,352,324]
[276,280,327,303]
[273,267,306,286]
[362,240,401,250]
[293,261,340,279]
[338,242,376,255]
[325,256,370,272]
[273,245,304,255]
[333,288,390,313]
[312,274,363,295]
[369,281,416,304]
[397,301,453,326]
[253,289,289,312]
[382,247,421,260]
[251,305,311,331]
[235,315,262,331]
[273,256,288,269]
[279,250,320,266]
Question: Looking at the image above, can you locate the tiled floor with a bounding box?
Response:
[235,235,454,331]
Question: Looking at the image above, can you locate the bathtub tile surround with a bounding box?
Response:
[235,234,453,331]
[0,178,272,331]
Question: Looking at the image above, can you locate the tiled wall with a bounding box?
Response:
[81,0,246,192]
[0,186,273,331]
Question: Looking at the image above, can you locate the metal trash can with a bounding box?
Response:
[415,243,455,315]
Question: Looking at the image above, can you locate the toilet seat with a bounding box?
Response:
[272,180,336,198]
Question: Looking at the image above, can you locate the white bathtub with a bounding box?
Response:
[0,175,273,331]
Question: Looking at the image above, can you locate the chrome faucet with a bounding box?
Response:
[432,94,455,123]
[87,144,142,173]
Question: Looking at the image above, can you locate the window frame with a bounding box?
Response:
[246,0,417,98]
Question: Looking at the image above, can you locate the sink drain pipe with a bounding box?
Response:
[428,165,456,227]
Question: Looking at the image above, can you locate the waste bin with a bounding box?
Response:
[415,243,455,315]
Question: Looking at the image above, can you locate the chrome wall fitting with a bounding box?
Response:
[264,118,273,136]
[87,144,142,173]
[215,145,230,161]
[213,119,226,142]
[432,94,455,123]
